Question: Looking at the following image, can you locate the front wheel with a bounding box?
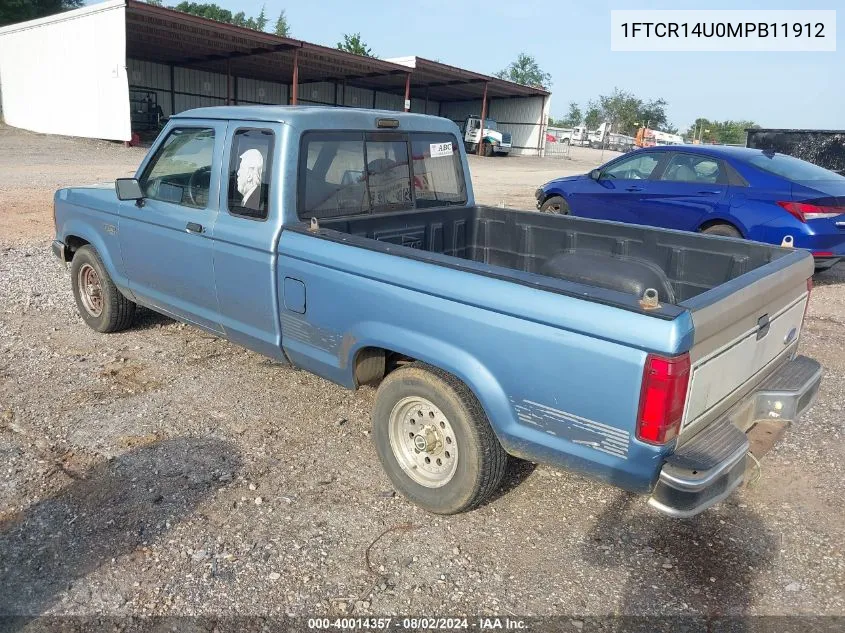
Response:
[70,245,136,333]
[482,142,493,157]
[539,195,571,215]
[372,363,507,514]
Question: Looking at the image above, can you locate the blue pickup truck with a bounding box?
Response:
[52,107,822,517]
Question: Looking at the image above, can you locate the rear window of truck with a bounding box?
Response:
[298,131,467,219]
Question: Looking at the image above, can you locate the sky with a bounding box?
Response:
[101,0,843,131]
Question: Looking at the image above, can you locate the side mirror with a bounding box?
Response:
[115,178,143,201]
[589,169,602,181]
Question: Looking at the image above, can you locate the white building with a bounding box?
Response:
[0,1,550,155]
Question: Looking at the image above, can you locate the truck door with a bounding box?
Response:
[211,123,287,362]
[118,120,226,332]
[464,117,481,149]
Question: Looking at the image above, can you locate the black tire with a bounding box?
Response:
[539,195,571,215]
[701,223,741,238]
[372,362,507,514]
[482,142,493,157]
[70,245,136,333]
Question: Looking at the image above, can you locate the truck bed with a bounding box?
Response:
[313,205,791,311]
[305,205,813,445]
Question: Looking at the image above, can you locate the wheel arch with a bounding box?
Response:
[59,219,133,298]
[538,188,566,206]
[697,216,747,237]
[344,325,514,445]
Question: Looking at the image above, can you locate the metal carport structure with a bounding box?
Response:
[0,0,550,153]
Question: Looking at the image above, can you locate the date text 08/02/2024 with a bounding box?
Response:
[307,617,528,630]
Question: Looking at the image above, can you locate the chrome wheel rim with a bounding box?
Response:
[78,263,103,317]
[388,396,458,488]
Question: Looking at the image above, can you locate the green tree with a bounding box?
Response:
[574,88,671,135]
[494,53,551,89]
[172,2,267,32]
[255,4,267,31]
[562,102,582,127]
[1,0,83,27]
[686,118,758,144]
[145,0,164,5]
[231,11,256,28]
[337,33,374,57]
[274,9,290,37]
[637,97,669,131]
[584,102,601,130]
[174,2,232,23]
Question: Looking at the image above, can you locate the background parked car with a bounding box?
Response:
[535,146,845,270]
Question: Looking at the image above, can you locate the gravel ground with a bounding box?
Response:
[0,124,843,622]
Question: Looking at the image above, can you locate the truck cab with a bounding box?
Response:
[461,116,512,156]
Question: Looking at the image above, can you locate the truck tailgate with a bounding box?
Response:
[679,250,814,438]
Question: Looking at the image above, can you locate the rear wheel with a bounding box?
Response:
[539,195,570,215]
[70,245,136,333]
[372,362,507,514]
[701,223,741,238]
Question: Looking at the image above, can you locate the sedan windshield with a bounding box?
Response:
[747,152,845,181]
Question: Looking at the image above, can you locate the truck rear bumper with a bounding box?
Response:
[648,355,822,518]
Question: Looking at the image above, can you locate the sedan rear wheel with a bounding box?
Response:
[701,223,741,238]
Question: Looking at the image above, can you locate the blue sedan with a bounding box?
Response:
[535,145,845,270]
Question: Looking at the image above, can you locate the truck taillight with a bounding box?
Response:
[636,353,690,445]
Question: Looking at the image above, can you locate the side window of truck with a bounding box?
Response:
[140,127,215,209]
[227,128,274,220]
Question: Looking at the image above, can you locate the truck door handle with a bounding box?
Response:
[186,222,204,234]
[626,186,644,192]
[697,190,721,194]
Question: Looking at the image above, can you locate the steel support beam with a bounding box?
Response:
[226,60,232,105]
[477,81,488,156]
[291,48,299,105]
[169,64,175,115]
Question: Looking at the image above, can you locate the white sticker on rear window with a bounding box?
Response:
[430,142,453,158]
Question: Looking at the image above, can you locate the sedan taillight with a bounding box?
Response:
[777,201,845,222]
